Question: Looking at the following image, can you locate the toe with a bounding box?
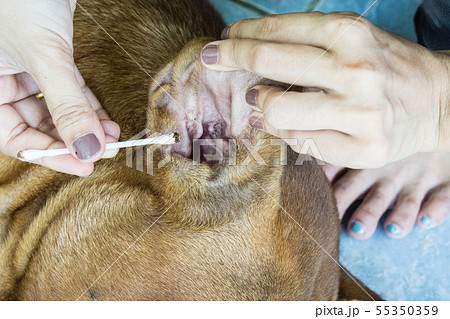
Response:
[347,182,396,240]
[384,187,426,238]
[333,170,375,219]
[418,184,450,229]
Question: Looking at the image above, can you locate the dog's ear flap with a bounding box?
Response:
[149,62,174,97]
[148,62,175,112]
[338,267,383,301]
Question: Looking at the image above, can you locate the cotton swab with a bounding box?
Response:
[17,132,180,162]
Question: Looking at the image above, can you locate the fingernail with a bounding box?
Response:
[72,133,101,160]
[387,223,402,236]
[421,215,433,228]
[201,44,218,65]
[350,221,365,235]
[221,26,230,39]
[249,113,264,130]
[246,88,259,107]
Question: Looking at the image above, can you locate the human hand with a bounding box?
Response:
[324,152,450,239]
[0,0,120,176]
[200,12,450,168]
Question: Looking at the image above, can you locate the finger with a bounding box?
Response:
[384,187,427,238]
[82,84,120,140]
[418,184,450,229]
[331,169,376,219]
[247,86,349,132]
[0,73,40,104]
[38,142,94,177]
[322,163,344,182]
[12,95,51,129]
[201,39,333,88]
[0,103,92,176]
[224,12,330,48]
[13,88,119,144]
[74,66,120,140]
[29,55,105,162]
[271,126,355,167]
[347,182,397,240]
[70,0,77,14]
[248,111,362,168]
[13,66,119,142]
[225,12,371,50]
[12,96,65,141]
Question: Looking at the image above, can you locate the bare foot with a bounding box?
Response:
[324,153,450,239]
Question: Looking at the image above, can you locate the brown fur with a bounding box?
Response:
[0,0,379,300]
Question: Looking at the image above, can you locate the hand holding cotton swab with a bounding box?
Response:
[17,133,180,162]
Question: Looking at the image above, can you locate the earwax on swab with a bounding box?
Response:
[18,132,180,162]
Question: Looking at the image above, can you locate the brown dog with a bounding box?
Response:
[0,0,380,300]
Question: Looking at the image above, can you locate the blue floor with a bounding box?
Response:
[341,210,450,301]
[209,0,450,300]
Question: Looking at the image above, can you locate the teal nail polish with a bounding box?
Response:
[350,221,365,235]
[387,223,401,236]
[421,216,433,227]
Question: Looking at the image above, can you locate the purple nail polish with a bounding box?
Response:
[221,26,230,39]
[201,44,218,65]
[249,114,264,130]
[72,133,101,160]
[246,89,258,107]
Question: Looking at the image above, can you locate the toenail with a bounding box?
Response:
[421,215,433,228]
[387,223,401,236]
[350,221,366,235]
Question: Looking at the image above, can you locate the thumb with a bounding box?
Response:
[30,57,105,162]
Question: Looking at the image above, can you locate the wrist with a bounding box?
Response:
[435,51,450,152]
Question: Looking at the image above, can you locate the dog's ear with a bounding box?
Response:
[149,62,174,101]
[338,267,383,301]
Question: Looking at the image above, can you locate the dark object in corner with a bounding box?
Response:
[415,0,450,50]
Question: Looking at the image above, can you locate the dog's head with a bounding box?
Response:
[147,38,270,167]
[137,39,290,228]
